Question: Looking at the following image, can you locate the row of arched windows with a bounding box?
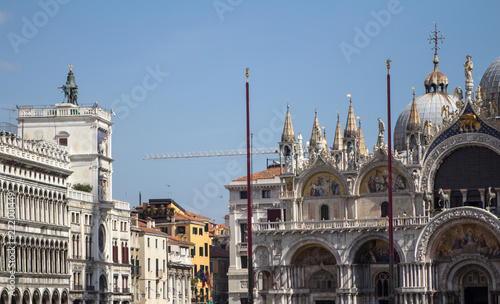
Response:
[0,185,67,226]
[0,235,68,274]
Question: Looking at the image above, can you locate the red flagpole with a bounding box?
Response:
[387,59,395,304]
[245,68,254,304]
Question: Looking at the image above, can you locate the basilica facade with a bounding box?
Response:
[227,50,500,303]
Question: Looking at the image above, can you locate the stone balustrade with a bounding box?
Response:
[17,104,112,121]
[253,216,430,234]
[68,189,94,202]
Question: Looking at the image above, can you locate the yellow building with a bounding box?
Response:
[136,199,212,303]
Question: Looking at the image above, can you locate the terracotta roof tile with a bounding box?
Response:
[233,166,281,181]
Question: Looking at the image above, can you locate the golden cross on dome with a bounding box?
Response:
[428,21,445,55]
[69,63,73,71]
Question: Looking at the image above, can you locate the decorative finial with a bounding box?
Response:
[428,22,444,69]
[337,110,339,121]
[357,116,361,127]
[69,63,73,71]
[347,94,352,103]
[315,105,317,115]
[412,86,415,99]
[287,98,289,109]
[386,59,391,74]
[245,68,249,82]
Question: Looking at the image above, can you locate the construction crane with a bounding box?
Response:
[143,147,279,160]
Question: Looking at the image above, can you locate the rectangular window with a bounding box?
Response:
[241,256,248,269]
[240,223,248,242]
[147,238,150,247]
[240,191,248,199]
[193,227,197,235]
[199,246,203,257]
[148,258,150,271]
[199,228,203,236]
[148,281,151,298]
[204,223,209,232]
[59,137,68,146]
[163,240,165,249]
[155,239,158,248]
[204,243,208,257]
[262,190,271,198]
[191,248,195,257]
[176,226,185,234]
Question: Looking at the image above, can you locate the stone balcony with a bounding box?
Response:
[253,216,430,235]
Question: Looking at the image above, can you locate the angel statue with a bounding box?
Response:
[464,55,473,82]
[454,86,464,109]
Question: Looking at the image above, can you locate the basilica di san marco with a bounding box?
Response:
[228,31,500,304]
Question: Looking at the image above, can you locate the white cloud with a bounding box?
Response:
[0,60,21,71]
[0,11,10,25]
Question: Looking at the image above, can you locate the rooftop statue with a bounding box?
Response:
[464,55,473,82]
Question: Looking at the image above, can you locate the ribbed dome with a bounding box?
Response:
[394,92,457,151]
[479,56,500,107]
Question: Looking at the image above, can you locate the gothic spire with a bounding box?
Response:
[332,111,343,150]
[281,103,296,142]
[310,106,322,148]
[407,87,422,131]
[344,96,358,138]
[358,118,368,156]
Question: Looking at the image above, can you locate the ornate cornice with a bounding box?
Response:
[414,207,500,262]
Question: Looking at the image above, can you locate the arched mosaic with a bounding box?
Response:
[359,166,407,194]
[302,172,344,197]
[434,223,500,259]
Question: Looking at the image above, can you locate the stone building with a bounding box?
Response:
[0,132,72,304]
[227,41,500,303]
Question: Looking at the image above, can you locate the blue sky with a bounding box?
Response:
[1,1,499,222]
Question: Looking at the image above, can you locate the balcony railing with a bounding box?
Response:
[279,191,296,199]
[114,287,121,293]
[68,189,94,202]
[253,216,430,234]
[123,288,131,294]
[18,104,112,121]
[86,286,95,291]
[73,285,83,291]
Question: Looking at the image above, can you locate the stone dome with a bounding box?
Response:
[394,92,457,151]
[479,56,500,107]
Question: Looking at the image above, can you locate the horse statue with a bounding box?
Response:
[423,190,434,212]
[486,187,497,209]
[438,188,450,209]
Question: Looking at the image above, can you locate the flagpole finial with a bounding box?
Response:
[245,68,249,82]
[387,59,391,74]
